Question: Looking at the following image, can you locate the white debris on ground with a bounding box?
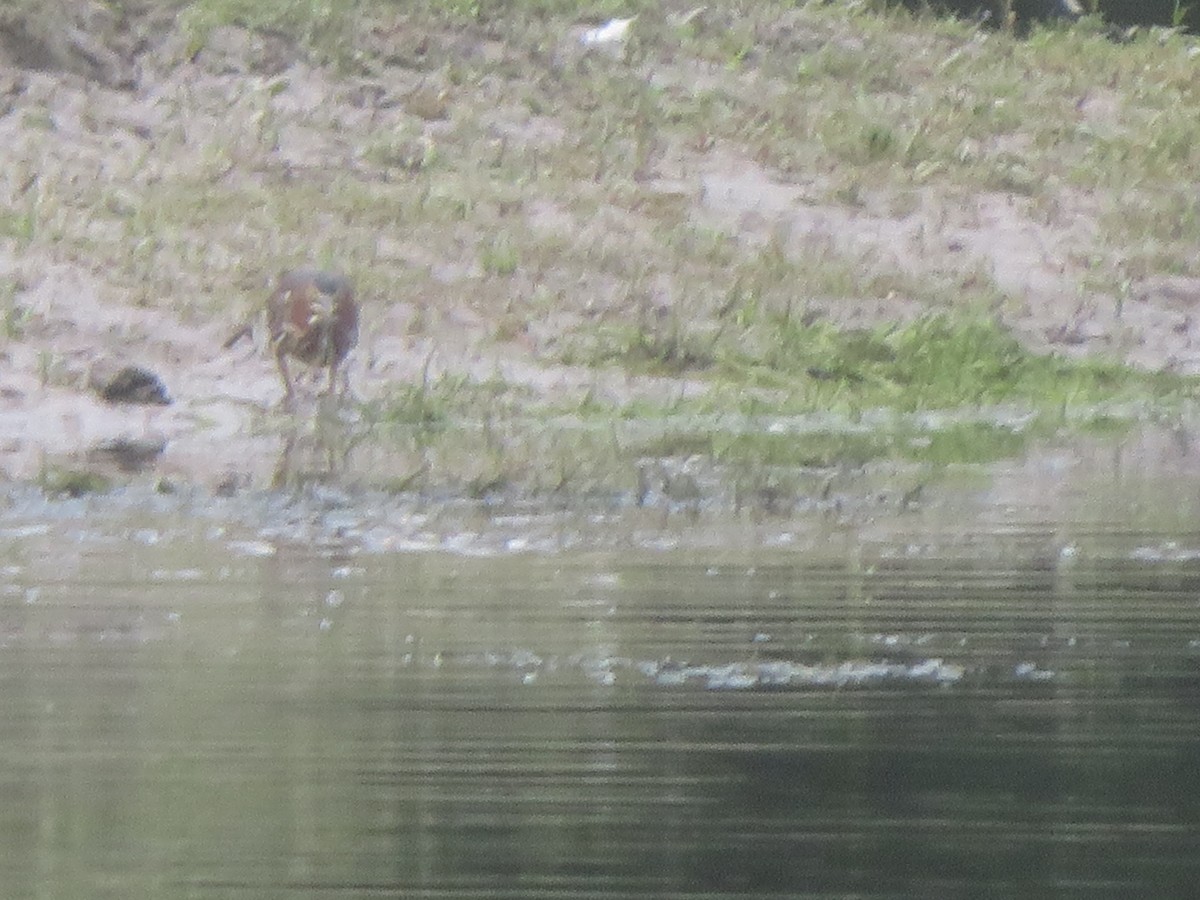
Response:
[579,17,635,47]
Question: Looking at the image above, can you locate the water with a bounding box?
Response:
[3,443,1200,898]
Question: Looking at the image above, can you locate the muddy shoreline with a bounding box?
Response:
[2,4,1199,499]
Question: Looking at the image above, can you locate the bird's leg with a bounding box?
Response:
[323,359,337,397]
[274,348,296,410]
[223,321,253,350]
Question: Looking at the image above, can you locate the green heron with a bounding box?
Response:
[225,268,359,408]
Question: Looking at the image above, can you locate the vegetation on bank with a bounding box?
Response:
[4,0,1200,500]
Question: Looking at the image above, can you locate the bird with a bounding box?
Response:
[225,268,359,408]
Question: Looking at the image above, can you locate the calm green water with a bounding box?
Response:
[3,452,1200,898]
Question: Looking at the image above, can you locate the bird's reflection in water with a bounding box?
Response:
[270,400,364,491]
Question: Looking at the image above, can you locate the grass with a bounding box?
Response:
[177,0,363,64]
[0,280,28,340]
[640,310,1167,417]
[340,319,1168,505]
[361,373,525,429]
[5,0,1200,504]
[38,467,112,498]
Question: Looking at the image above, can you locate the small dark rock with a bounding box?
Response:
[94,365,171,405]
